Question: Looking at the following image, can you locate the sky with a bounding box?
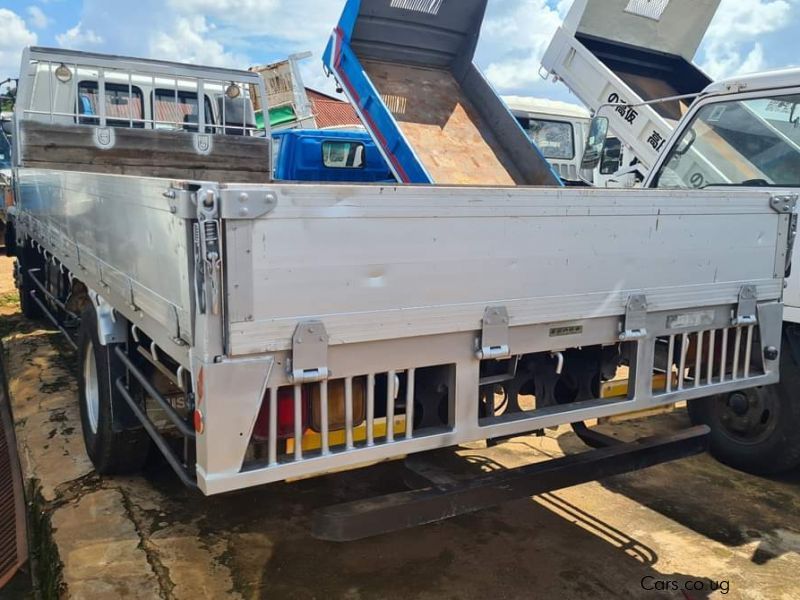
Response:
[1,0,798,106]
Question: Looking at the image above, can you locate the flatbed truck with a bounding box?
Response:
[3,4,795,538]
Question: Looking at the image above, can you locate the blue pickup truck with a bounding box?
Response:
[272,129,395,183]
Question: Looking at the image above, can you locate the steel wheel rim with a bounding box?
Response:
[713,388,778,445]
[84,341,100,434]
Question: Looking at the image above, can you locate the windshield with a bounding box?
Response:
[520,118,575,160]
[652,93,800,189]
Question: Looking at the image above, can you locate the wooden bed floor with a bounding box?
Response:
[363,60,521,185]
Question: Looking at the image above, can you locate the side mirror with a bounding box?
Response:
[673,128,696,157]
[581,116,609,171]
[791,103,799,128]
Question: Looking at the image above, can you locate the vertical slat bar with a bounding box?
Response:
[405,369,416,440]
[387,370,396,443]
[293,384,303,461]
[732,327,742,380]
[678,333,688,390]
[366,374,375,446]
[198,80,206,133]
[345,377,354,450]
[720,328,729,383]
[128,72,133,128]
[744,325,754,378]
[666,335,675,393]
[268,387,277,467]
[98,68,106,127]
[707,330,716,385]
[48,61,54,123]
[320,380,329,456]
[694,331,704,388]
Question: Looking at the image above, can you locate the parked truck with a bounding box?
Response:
[271,128,395,182]
[580,66,800,474]
[4,9,795,539]
[504,96,624,185]
[541,0,719,179]
[322,0,561,186]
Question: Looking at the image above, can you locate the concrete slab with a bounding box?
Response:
[1,254,799,599]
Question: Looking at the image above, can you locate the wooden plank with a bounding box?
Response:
[19,121,271,183]
[363,61,523,186]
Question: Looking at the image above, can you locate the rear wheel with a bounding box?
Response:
[78,304,150,474]
[688,332,800,475]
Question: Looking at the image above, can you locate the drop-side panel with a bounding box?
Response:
[225,185,786,356]
[15,170,195,342]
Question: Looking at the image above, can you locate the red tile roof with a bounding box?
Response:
[306,88,363,129]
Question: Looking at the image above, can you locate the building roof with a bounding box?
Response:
[306,88,363,129]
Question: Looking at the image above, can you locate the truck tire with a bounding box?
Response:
[687,332,800,475]
[77,305,150,474]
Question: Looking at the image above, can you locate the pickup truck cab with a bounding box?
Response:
[271,129,395,182]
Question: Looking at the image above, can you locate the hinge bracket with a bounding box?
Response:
[733,285,758,326]
[620,294,648,341]
[289,321,330,383]
[769,194,797,214]
[477,306,511,360]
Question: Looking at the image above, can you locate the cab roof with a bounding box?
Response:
[703,67,800,96]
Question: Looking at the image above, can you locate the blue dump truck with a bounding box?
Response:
[271,129,395,183]
[322,0,561,187]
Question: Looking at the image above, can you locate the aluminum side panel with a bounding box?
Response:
[225,185,785,355]
[16,169,194,342]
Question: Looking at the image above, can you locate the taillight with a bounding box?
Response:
[253,386,310,441]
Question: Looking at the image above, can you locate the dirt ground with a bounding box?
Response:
[1,253,799,600]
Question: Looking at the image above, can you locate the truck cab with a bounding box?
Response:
[505,96,624,186]
[271,129,395,183]
[583,67,800,475]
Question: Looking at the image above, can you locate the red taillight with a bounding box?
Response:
[193,409,204,434]
[253,386,309,441]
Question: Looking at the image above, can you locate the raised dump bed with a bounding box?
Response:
[324,0,561,186]
[542,0,720,169]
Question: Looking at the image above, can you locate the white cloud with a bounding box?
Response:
[27,6,50,30]
[150,16,247,68]
[477,0,564,95]
[56,22,104,48]
[0,9,37,80]
[700,0,793,78]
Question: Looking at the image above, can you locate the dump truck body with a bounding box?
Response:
[323,0,561,186]
[541,0,719,170]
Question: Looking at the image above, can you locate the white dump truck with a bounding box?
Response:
[504,96,624,185]
[3,9,795,539]
[541,0,719,178]
[580,67,800,475]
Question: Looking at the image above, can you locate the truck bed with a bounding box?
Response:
[363,61,520,185]
[324,0,560,186]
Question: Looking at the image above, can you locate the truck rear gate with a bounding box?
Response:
[541,0,719,169]
[324,0,561,186]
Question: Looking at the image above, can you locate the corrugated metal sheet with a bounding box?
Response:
[0,359,26,590]
[307,89,363,129]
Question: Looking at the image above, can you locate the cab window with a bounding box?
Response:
[322,141,365,168]
[520,118,575,160]
[77,82,144,128]
[152,90,215,132]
